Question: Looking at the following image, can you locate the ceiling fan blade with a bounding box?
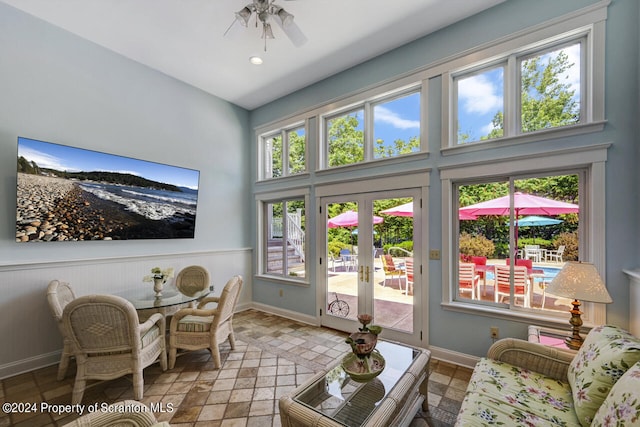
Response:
[273,17,307,47]
[223,18,245,38]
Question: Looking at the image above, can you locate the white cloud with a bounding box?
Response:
[18,146,73,171]
[374,106,420,130]
[458,73,503,115]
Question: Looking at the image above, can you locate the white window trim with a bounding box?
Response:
[317,76,428,170]
[257,118,309,182]
[440,1,608,151]
[255,187,310,284]
[440,143,609,328]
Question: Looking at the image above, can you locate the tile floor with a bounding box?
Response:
[0,309,473,426]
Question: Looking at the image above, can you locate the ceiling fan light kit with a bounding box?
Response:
[227,0,303,51]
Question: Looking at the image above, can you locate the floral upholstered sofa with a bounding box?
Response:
[456,325,640,426]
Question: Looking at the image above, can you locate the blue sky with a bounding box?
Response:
[17,137,200,190]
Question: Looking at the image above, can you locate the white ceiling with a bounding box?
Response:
[2,0,505,110]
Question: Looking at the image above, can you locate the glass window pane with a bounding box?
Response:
[287,127,305,175]
[457,174,579,313]
[456,66,504,144]
[265,135,282,179]
[264,199,306,279]
[373,92,420,159]
[326,110,364,167]
[520,42,581,132]
[285,200,306,278]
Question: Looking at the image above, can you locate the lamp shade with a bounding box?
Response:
[546,261,613,303]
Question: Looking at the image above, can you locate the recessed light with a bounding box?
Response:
[250,56,263,65]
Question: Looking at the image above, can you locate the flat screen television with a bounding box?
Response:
[16,137,200,242]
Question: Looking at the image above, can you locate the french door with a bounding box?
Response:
[319,188,422,346]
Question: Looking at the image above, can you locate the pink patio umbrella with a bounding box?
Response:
[328,210,383,228]
[380,201,477,220]
[458,192,579,255]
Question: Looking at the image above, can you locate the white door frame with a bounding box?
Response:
[315,171,430,348]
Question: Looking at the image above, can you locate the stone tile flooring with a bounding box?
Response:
[0,309,473,426]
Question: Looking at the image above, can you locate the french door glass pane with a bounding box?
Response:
[374,197,414,334]
[326,201,359,320]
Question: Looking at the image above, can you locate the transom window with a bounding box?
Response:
[323,88,422,169]
[454,37,584,145]
[262,124,306,180]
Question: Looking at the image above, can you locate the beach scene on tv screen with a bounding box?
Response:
[16,137,200,242]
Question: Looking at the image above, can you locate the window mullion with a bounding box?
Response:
[364,102,373,162]
[506,55,518,137]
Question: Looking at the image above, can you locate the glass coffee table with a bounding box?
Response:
[279,340,430,427]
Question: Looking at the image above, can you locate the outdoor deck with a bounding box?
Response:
[327,257,572,331]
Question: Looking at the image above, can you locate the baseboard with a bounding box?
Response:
[0,351,60,380]
[428,345,480,369]
[247,302,319,326]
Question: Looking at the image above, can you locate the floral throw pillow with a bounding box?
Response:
[568,325,640,427]
[591,361,640,426]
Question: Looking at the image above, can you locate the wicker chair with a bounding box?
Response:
[175,265,211,297]
[47,280,76,380]
[169,275,243,369]
[63,294,168,405]
[62,400,170,427]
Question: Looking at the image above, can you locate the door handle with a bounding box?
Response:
[359,265,364,282]
[366,266,370,283]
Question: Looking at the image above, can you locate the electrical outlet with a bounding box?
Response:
[490,327,499,339]
[429,249,441,260]
[279,289,284,297]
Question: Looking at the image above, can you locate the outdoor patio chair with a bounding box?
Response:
[63,294,167,404]
[404,257,414,295]
[381,254,405,291]
[524,244,542,262]
[46,280,76,380]
[328,253,344,272]
[169,275,243,369]
[494,265,530,307]
[546,245,565,262]
[458,263,479,300]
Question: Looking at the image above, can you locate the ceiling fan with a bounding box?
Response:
[225,0,307,51]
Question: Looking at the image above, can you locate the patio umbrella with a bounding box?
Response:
[328,210,383,228]
[381,201,477,220]
[459,192,578,255]
[515,215,563,227]
[510,215,563,244]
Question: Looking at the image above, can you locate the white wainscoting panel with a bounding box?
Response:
[0,249,251,379]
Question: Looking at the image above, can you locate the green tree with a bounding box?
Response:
[521,50,579,132]
[327,114,364,167]
[477,47,578,139]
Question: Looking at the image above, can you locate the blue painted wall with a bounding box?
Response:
[249,0,640,356]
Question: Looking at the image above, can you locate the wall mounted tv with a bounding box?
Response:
[16,137,200,242]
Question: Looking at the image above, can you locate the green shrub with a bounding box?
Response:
[383,241,413,256]
[459,232,495,258]
[328,241,350,257]
[553,232,578,261]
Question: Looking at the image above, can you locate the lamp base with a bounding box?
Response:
[565,298,584,350]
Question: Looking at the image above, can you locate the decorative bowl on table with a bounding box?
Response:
[341,349,386,382]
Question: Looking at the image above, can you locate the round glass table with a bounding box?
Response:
[114,286,212,320]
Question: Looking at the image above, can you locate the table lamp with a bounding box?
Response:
[545,261,612,350]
